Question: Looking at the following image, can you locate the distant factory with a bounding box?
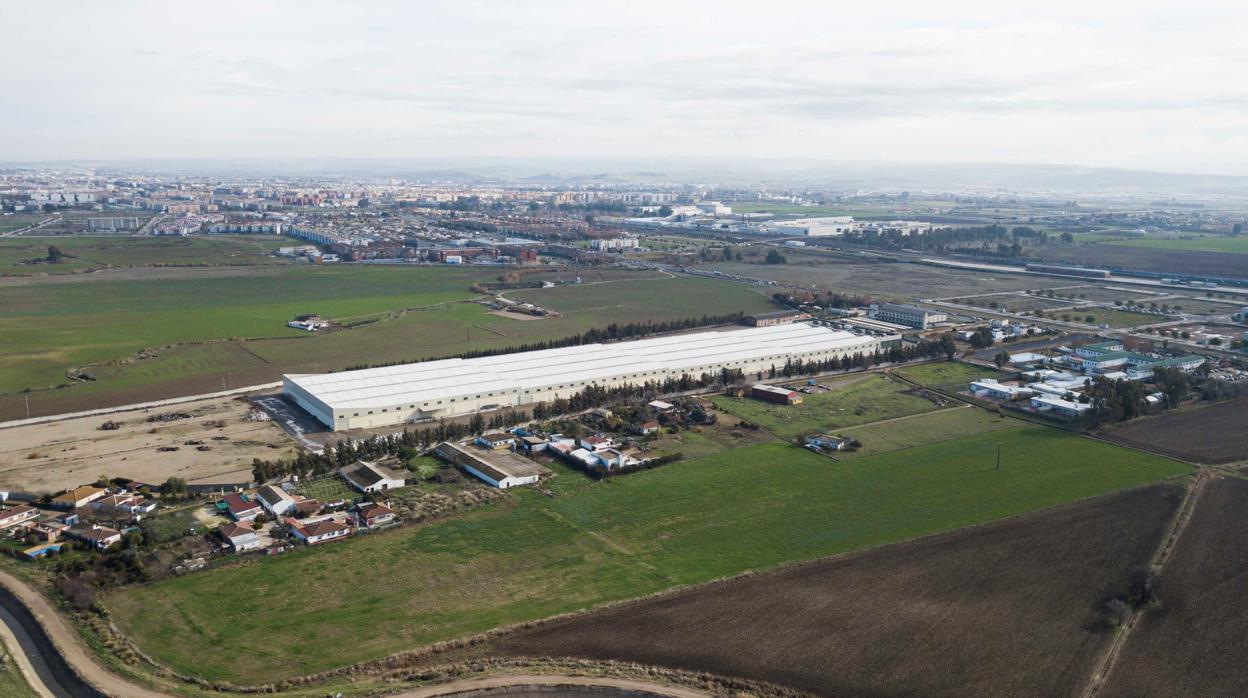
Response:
[284,323,886,430]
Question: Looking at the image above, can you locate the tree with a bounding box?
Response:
[968,327,995,349]
[993,349,1011,369]
[1153,367,1190,407]
[765,249,787,264]
[47,245,64,263]
[1128,566,1161,606]
[159,477,188,498]
[1059,232,1074,243]
[657,205,672,217]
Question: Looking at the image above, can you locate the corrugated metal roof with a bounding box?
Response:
[285,323,877,410]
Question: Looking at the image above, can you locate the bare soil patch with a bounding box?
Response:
[1101,478,1248,698]
[1102,397,1248,464]
[0,396,295,492]
[482,485,1183,698]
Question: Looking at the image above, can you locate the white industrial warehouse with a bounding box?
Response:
[284,323,886,430]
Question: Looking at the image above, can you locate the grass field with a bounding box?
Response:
[104,426,1188,684]
[838,406,1017,458]
[896,361,1005,393]
[0,266,482,393]
[485,484,1183,697]
[1105,236,1248,255]
[0,647,38,698]
[0,269,775,418]
[710,374,944,439]
[293,474,356,502]
[1102,478,1248,698]
[0,235,293,275]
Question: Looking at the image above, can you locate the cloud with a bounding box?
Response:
[0,0,1246,174]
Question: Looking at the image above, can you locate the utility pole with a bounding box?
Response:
[24,393,30,420]
[996,442,1002,471]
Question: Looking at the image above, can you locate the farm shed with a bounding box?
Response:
[434,441,552,489]
[750,384,803,405]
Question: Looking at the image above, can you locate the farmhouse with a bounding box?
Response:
[434,441,552,489]
[52,486,107,510]
[217,522,261,552]
[286,517,350,545]
[221,493,262,522]
[90,494,159,520]
[0,505,39,529]
[356,502,397,529]
[67,524,122,550]
[284,323,882,430]
[750,384,803,405]
[338,460,407,493]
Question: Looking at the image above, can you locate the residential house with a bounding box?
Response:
[68,524,122,550]
[594,448,638,470]
[217,521,262,552]
[52,486,107,510]
[90,494,159,520]
[339,460,406,493]
[356,502,397,529]
[640,420,661,435]
[285,517,351,545]
[647,400,675,413]
[222,493,262,522]
[0,505,39,529]
[579,435,614,452]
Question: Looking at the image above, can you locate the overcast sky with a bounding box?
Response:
[3,0,1247,175]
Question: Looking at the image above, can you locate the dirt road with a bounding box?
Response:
[0,570,161,698]
[388,674,705,698]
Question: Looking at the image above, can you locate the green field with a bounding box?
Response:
[1105,236,1248,255]
[896,361,1005,392]
[838,406,1017,458]
[0,235,293,275]
[0,269,777,419]
[711,374,942,439]
[104,426,1188,684]
[0,266,483,393]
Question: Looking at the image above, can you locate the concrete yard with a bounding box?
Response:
[0,396,297,493]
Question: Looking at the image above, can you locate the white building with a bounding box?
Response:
[771,216,855,237]
[590,237,640,251]
[284,323,882,430]
[868,303,948,329]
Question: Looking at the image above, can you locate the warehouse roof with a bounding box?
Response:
[285,323,877,411]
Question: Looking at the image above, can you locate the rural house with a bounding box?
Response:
[52,486,107,510]
[68,524,122,550]
[475,432,517,450]
[217,521,261,552]
[285,517,351,545]
[356,502,397,529]
[0,505,39,529]
[221,493,263,522]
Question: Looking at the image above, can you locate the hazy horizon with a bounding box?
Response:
[3,1,1247,176]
